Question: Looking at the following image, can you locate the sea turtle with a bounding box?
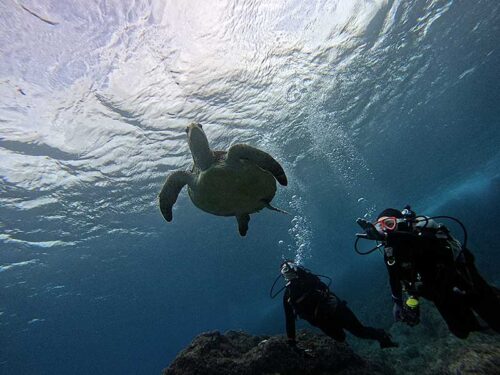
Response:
[159,122,288,236]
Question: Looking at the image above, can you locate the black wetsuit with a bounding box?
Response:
[384,229,500,338]
[283,269,388,344]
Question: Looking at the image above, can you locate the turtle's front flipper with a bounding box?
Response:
[227,144,288,186]
[236,214,250,236]
[158,171,194,222]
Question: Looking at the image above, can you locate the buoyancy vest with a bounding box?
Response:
[287,268,338,320]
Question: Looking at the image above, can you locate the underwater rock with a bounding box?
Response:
[350,298,500,374]
[352,325,500,375]
[438,343,500,375]
[163,330,393,375]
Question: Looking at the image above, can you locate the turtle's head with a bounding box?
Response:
[186,122,213,171]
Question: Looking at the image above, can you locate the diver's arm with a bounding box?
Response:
[386,261,404,322]
[283,290,296,343]
[386,259,403,301]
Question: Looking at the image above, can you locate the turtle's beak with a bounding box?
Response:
[186,122,204,135]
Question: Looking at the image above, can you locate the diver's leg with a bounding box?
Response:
[467,266,500,332]
[313,306,347,342]
[336,303,376,339]
[471,296,500,333]
[319,321,346,343]
[434,297,480,339]
[458,250,500,332]
[335,303,390,343]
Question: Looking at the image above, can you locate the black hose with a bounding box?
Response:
[315,274,332,287]
[354,236,383,255]
[415,215,468,250]
[269,273,286,299]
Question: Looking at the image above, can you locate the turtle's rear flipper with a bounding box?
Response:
[236,214,250,236]
[158,171,193,222]
[263,201,290,215]
[227,144,288,186]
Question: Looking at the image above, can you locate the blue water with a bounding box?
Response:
[1,1,499,374]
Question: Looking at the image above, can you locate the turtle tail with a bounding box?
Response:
[262,200,290,215]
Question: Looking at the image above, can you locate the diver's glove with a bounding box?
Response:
[378,330,399,349]
[356,218,386,241]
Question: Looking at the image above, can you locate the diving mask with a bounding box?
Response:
[280,261,298,282]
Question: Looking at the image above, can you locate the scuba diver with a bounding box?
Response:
[356,206,500,339]
[276,260,398,349]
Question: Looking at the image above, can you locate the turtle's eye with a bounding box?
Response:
[198,124,203,129]
[185,127,189,134]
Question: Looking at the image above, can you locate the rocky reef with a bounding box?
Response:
[163,330,392,375]
[164,327,500,375]
[438,343,500,374]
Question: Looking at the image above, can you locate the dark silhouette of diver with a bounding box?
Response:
[357,206,500,339]
[279,261,398,348]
